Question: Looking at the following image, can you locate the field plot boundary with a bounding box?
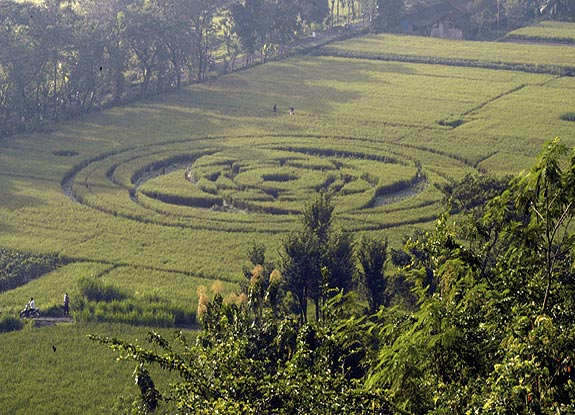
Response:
[506,21,575,44]
[310,48,575,76]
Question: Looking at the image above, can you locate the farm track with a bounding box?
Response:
[461,84,527,117]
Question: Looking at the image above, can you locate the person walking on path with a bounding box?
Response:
[63,293,70,316]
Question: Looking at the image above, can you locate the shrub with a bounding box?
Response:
[560,112,575,122]
[78,276,128,302]
[74,299,191,327]
[438,118,464,128]
[0,314,24,333]
[0,248,62,292]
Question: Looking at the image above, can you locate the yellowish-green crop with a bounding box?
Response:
[507,21,575,42]
[319,33,575,70]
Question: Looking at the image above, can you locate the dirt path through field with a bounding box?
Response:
[30,317,74,327]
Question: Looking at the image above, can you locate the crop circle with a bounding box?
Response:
[62,134,477,233]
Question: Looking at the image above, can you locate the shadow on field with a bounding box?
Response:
[162,63,370,119]
[58,57,421,142]
[65,97,223,144]
[0,175,46,210]
[0,222,14,235]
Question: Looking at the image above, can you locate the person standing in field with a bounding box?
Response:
[63,293,70,316]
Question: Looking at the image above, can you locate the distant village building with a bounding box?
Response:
[401,0,469,39]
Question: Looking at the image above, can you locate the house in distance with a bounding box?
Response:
[401,0,470,39]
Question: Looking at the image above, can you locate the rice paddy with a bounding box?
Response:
[1,25,575,413]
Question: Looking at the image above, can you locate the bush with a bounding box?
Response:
[0,248,62,292]
[74,299,191,327]
[560,112,575,122]
[78,277,128,302]
[0,314,24,333]
[438,118,464,128]
[75,281,196,327]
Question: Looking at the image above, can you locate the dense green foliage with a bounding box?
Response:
[0,248,61,292]
[93,291,393,414]
[281,191,357,321]
[0,313,24,332]
[368,138,575,413]
[75,276,195,327]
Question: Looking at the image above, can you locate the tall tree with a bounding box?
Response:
[324,229,355,294]
[540,0,575,20]
[282,229,321,322]
[297,0,330,27]
[81,0,130,103]
[230,0,264,65]
[122,0,164,97]
[357,234,388,313]
[283,191,356,321]
[31,0,80,119]
[358,0,378,31]
[376,0,404,32]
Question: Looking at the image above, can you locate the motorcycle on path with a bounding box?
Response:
[19,306,40,318]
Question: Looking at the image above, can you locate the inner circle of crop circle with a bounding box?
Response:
[63,134,476,233]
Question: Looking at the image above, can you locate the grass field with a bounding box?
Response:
[1,28,575,412]
[506,20,575,43]
[0,322,188,414]
[317,33,575,72]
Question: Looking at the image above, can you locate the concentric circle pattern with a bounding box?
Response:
[63,134,477,233]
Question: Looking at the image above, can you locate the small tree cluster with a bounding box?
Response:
[282,191,389,321]
[93,290,393,414]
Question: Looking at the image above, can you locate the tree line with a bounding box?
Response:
[0,0,370,137]
[1,0,572,137]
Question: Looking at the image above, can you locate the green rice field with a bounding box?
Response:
[506,20,575,42]
[317,33,575,70]
[1,26,575,413]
